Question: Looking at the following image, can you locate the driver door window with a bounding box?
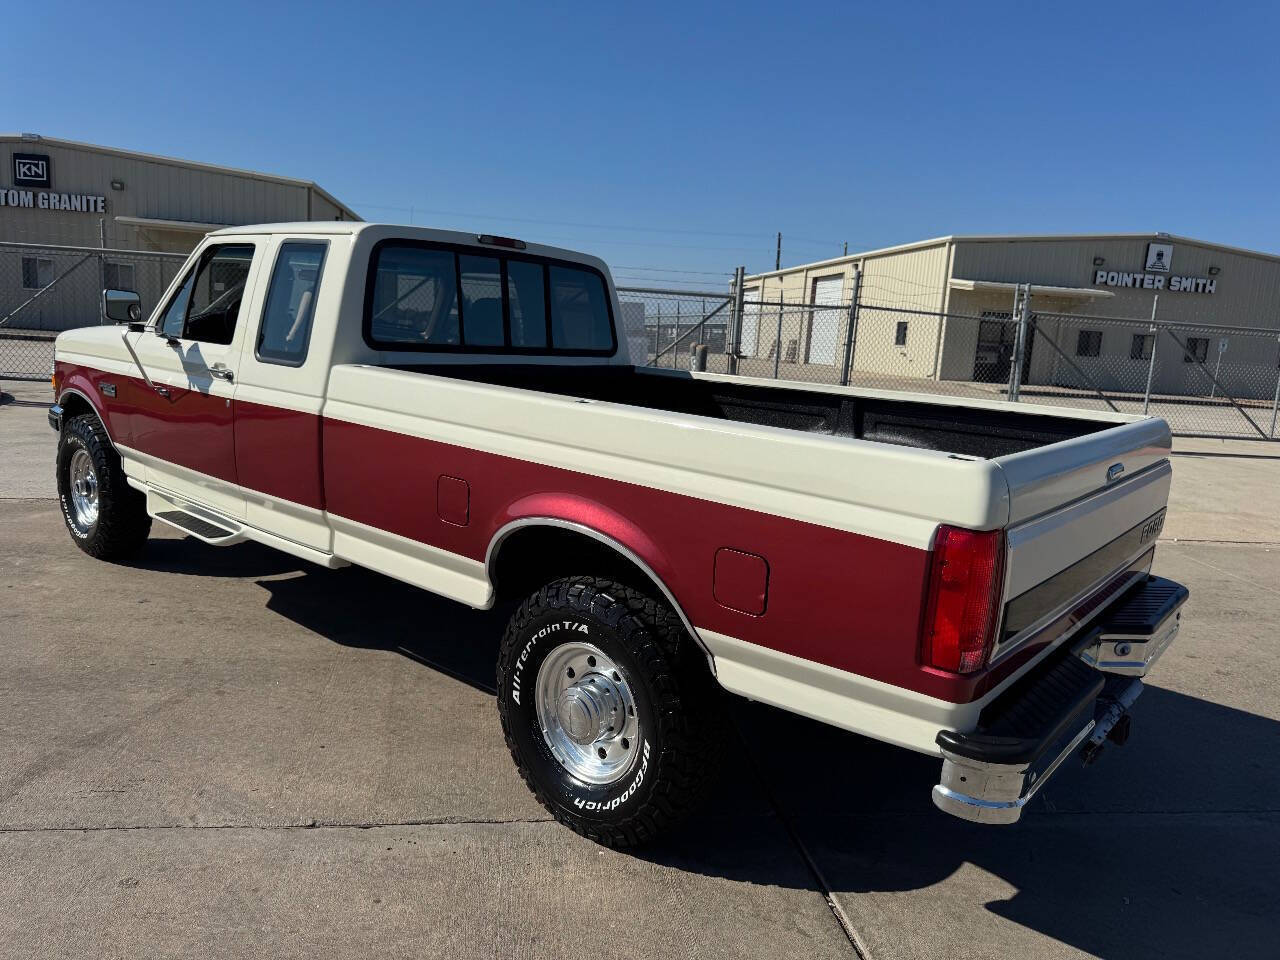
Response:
[159,272,195,339]
[159,244,255,344]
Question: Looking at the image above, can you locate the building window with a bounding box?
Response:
[894,321,908,346]
[21,256,54,290]
[1076,329,1102,358]
[1183,337,1209,364]
[104,261,135,291]
[1130,333,1153,360]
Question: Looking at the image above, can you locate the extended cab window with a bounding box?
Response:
[159,244,254,345]
[365,241,615,354]
[257,241,327,365]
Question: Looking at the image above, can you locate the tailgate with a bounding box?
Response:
[990,416,1172,665]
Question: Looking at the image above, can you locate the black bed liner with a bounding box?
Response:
[388,363,1110,459]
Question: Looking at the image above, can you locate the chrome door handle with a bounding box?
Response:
[209,365,234,383]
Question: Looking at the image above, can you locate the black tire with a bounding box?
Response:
[56,412,151,561]
[497,575,721,848]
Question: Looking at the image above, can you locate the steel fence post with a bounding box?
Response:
[772,299,784,380]
[674,299,681,370]
[97,219,107,326]
[840,268,861,386]
[1008,284,1028,402]
[1270,335,1280,438]
[728,266,745,376]
[1143,295,1159,415]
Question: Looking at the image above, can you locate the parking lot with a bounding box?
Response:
[2,378,1279,959]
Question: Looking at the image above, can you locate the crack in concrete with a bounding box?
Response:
[0,816,557,835]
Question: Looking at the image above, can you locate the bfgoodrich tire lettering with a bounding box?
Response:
[56,412,151,561]
[497,576,721,848]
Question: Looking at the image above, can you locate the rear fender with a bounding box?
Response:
[485,493,711,669]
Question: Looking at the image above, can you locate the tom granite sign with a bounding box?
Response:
[0,153,107,214]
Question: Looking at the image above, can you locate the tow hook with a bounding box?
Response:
[1080,680,1143,766]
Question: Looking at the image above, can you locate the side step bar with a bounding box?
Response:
[154,510,240,543]
[146,489,245,546]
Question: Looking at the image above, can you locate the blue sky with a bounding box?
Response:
[4,1,1278,286]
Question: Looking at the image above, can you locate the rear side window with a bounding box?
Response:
[507,259,547,348]
[257,241,327,365]
[459,254,504,346]
[364,241,615,354]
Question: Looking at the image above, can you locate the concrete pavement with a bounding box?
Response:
[3,377,1280,958]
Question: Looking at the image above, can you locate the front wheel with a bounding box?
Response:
[56,413,151,560]
[496,576,722,848]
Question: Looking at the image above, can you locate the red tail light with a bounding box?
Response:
[922,525,1005,673]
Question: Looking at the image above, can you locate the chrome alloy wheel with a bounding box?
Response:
[534,641,641,785]
[68,448,100,532]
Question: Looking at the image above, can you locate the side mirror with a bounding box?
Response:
[103,289,143,325]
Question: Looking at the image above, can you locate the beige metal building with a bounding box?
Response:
[741,233,1280,400]
[1,133,358,330]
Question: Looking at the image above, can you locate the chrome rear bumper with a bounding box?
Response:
[933,678,1141,824]
[932,575,1187,825]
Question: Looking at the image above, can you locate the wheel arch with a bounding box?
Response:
[58,387,115,446]
[485,516,714,674]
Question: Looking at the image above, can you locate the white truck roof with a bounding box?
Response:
[207,222,610,273]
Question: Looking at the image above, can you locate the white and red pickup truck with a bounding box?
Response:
[50,222,1187,846]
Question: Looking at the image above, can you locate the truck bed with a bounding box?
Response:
[386,363,1113,460]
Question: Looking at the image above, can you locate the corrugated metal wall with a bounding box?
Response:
[0,138,356,332]
[947,237,1280,399]
[0,138,354,251]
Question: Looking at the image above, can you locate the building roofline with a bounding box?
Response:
[0,133,360,221]
[744,236,954,281]
[745,231,1280,281]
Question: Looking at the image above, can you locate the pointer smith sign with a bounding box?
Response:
[1093,242,1216,294]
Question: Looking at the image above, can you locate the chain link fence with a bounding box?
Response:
[615,286,734,370]
[627,274,1280,441]
[0,241,186,380]
[7,244,1277,440]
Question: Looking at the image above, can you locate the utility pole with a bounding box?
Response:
[843,241,848,256]
[775,232,781,271]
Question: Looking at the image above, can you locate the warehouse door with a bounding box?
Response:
[974,313,1035,384]
[808,275,843,364]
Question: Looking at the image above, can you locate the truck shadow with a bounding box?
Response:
[147,538,1280,960]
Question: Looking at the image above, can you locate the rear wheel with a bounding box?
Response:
[496,575,721,848]
[56,413,151,560]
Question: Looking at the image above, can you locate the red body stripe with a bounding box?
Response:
[235,399,324,511]
[58,361,1024,704]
